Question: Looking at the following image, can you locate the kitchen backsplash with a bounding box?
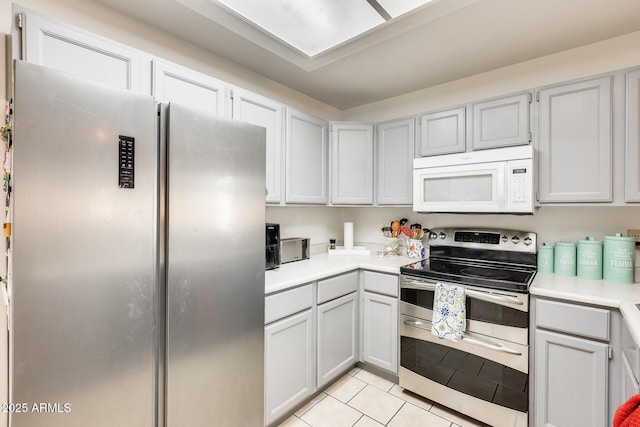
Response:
[267,205,640,276]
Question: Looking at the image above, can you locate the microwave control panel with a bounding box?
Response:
[506,158,534,212]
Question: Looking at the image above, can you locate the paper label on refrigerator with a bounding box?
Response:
[118,135,135,188]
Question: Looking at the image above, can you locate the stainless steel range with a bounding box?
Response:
[399,228,537,427]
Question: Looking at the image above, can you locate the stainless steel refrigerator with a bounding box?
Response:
[10,60,265,427]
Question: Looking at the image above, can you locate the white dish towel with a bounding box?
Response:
[431,282,466,342]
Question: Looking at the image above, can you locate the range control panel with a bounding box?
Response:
[427,227,537,253]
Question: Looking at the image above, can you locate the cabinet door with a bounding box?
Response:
[472,93,531,150]
[18,10,151,93]
[417,107,465,156]
[623,353,640,399]
[537,76,612,203]
[285,110,328,204]
[317,292,358,387]
[153,59,228,116]
[362,292,398,373]
[534,329,608,427]
[376,117,415,205]
[330,123,374,204]
[626,69,640,202]
[232,88,283,203]
[265,309,314,425]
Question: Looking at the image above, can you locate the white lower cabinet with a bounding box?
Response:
[622,320,640,399]
[264,285,314,425]
[264,309,314,425]
[533,298,612,427]
[361,271,399,374]
[317,292,358,387]
[534,329,608,427]
[362,292,398,373]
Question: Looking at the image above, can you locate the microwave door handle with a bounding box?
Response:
[461,336,522,356]
[464,288,524,306]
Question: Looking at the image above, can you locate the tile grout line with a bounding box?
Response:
[384,400,406,426]
[280,368,474,427]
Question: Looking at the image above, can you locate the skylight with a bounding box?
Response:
[216,0,434,57]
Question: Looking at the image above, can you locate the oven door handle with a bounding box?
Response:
[465,289,524,306]
[460,336,523,356]
[402,319,523,356]
[403,280,524,306]
[402,319,430,331]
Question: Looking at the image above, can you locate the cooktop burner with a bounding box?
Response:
[459,266,512,280]
[400,258,536,293]
[400,227,538,293]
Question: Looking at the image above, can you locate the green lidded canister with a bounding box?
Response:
[577,237,603,280]
[603,233,635,284]
[537,243,554,274]
[554,241,576,276]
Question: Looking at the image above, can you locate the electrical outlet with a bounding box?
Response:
[628,229,640,250]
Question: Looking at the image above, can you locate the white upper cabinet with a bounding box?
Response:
[417,106,465,156]
[536,76,612,203]
[626,69,640,202]
[376,117,414,205]
[285,110,328,204]
[232,88,284,204]
[330,123,374,205]
[472,93,532,150]
[17,10,151,94]
[153,59,229,116]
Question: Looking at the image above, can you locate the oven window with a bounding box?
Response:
[401,336,528,413]
[423,174,493,202]
[400,288,528,328]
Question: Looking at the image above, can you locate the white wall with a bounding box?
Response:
[276,205,637,277]
[341,30,640,122]
[270,205,640,255]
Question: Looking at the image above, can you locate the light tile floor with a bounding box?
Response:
[277,367,488,427]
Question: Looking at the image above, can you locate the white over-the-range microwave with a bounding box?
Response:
[413,145,534,214]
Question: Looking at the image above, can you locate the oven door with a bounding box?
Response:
[400,275,529,345]
[413,162,505,213]
[399,314,529,427]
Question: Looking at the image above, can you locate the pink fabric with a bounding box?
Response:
[614,394,640,427]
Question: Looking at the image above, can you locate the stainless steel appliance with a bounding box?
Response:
[413,145,534,214]
[11,61,265,427]
[280,237,310,264]
[399,227,537,427]
[266,223,281,270]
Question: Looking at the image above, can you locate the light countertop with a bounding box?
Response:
[265,255,640,347]
[265,252,414,295]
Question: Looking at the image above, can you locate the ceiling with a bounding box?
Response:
[93,0,640,110]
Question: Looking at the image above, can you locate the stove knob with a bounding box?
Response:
[429,232,438,240]
[501,235,508,243]
[524,237,533,246]
[439,232,446,239]
[511,236,520,244]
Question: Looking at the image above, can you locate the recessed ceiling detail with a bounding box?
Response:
[175,0,459,71]
[214,0,433,57]
[94,0,640,109]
